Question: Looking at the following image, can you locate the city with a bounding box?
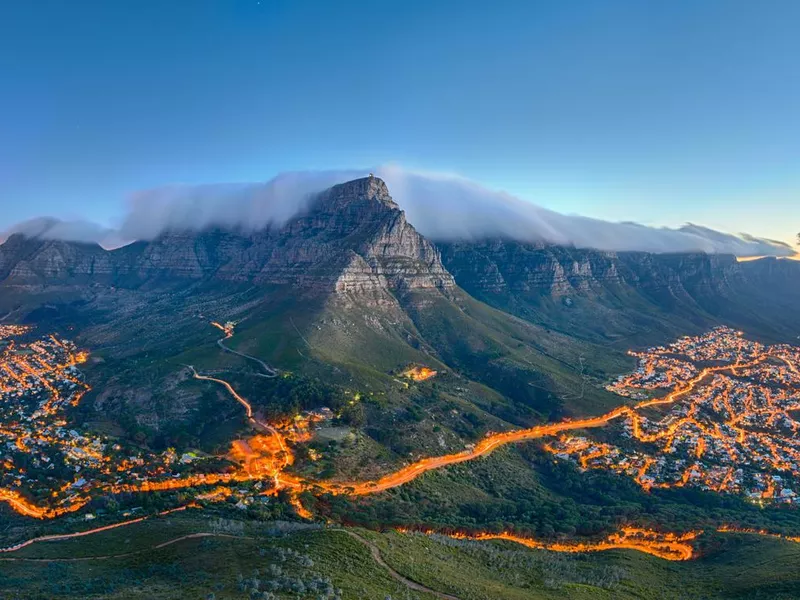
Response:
[0,324,321,520]
[546,327,800,504]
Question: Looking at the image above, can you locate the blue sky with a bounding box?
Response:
[1,0,799,244]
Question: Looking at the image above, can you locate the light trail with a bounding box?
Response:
[0,489,89,519]
[399,526,699,561]
[716,525,800,544]
[310,356,767,497]
[182,327,774,507]
[0,506,192,553]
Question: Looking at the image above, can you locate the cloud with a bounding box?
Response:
[0,217,127,249]
[3,166,795,257]
[118,171,345,242]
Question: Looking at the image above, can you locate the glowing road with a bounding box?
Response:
[401,526,700,561]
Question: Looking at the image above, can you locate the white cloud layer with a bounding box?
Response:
[0,216,126,249]
[2,166,794,257]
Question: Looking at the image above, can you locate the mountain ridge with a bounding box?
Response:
[2,176,798,350]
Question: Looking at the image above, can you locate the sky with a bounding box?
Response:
[1,0,799,246]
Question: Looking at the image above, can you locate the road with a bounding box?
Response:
[217,337,279,378]
[6,325,792,567]
[188,335,771,505]
[211,321,278,377]
[0,506,190,554]
[0,532,248,562]
[316,355,770,496]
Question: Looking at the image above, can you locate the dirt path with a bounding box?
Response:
[1,525,459,600]
[337,529,461,600]
[0,532,248,562]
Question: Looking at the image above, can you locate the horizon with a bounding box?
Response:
[2,1,799,248]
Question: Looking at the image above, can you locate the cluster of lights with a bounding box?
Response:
[548,327,800,503]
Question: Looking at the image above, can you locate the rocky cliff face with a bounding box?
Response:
[438,240,746,302]
[0,235,112,283]
[436,238,800,343]
[0,177,454,299]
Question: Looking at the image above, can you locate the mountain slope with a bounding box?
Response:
[0,178,628,471]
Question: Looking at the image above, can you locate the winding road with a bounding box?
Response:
[314,355,770,497]
[5,323,799,571]
[211,321,278,378]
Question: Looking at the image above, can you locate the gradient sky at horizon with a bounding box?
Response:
[1,0,799,245]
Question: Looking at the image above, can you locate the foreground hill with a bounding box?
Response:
[3,510,800,600]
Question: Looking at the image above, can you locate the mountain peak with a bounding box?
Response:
[322,176,399,211]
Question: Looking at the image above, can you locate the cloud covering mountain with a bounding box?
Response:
[0,217,127,249]
[2,166,794,257]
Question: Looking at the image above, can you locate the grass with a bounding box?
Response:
[2,511,800,599]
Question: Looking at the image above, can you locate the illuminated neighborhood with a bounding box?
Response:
[546,327,800,504]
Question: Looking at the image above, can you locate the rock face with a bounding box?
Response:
[438,240,748,301]
[437,239,800,342]
[0,177,455,299]
[0,235,112,283]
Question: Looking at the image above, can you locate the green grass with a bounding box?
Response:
[2,511,800,599]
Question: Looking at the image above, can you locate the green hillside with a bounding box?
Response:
[2,511,799,600]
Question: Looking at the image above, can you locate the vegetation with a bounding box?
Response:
[319,445,800,541]
[2,512,800,599]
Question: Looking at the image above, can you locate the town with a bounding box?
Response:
[546,327,800,504]
[0,324,332,519]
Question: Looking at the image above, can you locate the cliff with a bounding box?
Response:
[2,178,798,343]
[438,240,746,301]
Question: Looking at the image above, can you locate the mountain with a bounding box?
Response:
[0,177,453,296]
[1,176,799,450]
[4,177,800,600]
[0,179,627,460]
